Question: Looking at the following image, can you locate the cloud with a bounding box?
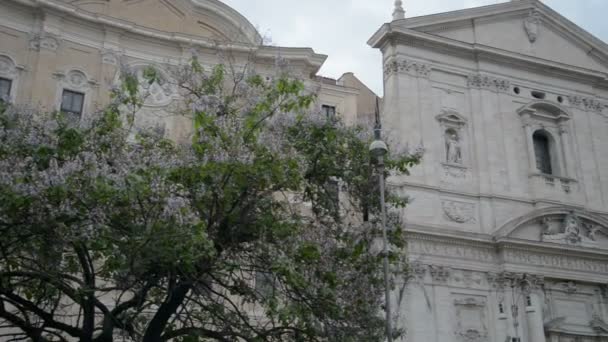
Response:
[222,0,608,95]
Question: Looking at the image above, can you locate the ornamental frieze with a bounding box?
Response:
[567,95,604,113]
[384,58,432,78]
[467,73,511,92]
[502,248,608,274]
[408,235,608,276]
[29,33,61,51]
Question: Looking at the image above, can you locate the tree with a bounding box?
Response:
[0,59,420,341]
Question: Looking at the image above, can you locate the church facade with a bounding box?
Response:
[369,1,608,341]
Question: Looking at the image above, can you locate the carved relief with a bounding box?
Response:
[453,296,488,342]
[560,281,577,295]
[54,70,96,89]
[384,58,432,78]
[67,70,87,88]
[442,163,469,180]
[591,315,608,334]
[541,212,603,247]
[101,49,121,66]
[442,200,477,224]
[524,10,542,43]
[29,34,60,51]
[130,66,178,107]
[408,238,496,262]
[568,95,604,113]
[429,265,451,284]
[503,248,608,273]
[452,270,484,288]
[467,74,511,92]
[409,262,428,280]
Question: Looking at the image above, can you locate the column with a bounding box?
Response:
[525,293,546,342]
[558,121,575,179]
[521,112,537,174]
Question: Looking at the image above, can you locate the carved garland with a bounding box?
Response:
[567,95,604,113]
[442,200,477,224]
[384,59,431,78]
[29,33,61,52]
[467,74,511,92]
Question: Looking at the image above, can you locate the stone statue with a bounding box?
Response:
[445,130,462,164]
[563,213,582,244]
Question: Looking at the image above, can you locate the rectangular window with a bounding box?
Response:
[255,271,275,298]
[0,78,12,102]
[326,179,340,217]
[61,89,85,118]
[322,105,336,120]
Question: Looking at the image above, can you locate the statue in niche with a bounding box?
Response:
[445,129,462,164]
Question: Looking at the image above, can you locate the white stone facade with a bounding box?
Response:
[370,0,608,341]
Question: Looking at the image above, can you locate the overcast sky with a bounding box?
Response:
[221,0,608,95]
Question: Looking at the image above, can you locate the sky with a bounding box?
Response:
[220,0,608,95]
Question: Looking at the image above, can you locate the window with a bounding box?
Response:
[255,271,275,298]
[322,105,336,120]
[326,179,340,217]
[533,130,552,175]
[0,77,11,102]
[61,89,85,117]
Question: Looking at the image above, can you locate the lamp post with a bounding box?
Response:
[369,99,392,342]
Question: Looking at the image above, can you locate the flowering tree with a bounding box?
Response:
[0,60,420,342]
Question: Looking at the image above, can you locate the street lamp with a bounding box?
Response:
[369,99,393,342]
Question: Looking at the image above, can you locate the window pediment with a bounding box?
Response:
[518,100,571,122]
[436,108,467,127]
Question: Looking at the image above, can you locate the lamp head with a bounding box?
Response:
[370,139,388,158]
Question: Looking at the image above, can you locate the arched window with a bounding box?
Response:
[533,130,552,175]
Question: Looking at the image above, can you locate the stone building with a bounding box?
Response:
[369,0,608,341]
[0,0,377,142]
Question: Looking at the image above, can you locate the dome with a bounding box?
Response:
[63,0,262,45]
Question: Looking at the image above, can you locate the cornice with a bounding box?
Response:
[394,0,537,30]
[382,0,608,64]
[406,229,608,283]
[4,0,327,75]
[370,26,608,86]
[387,180,608,217]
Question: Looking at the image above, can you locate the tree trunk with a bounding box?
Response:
[142,282,191,342]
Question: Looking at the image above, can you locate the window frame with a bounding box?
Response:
[321,104,336,120]
[60,89,85,118]
[532,130,554,175]
[0,77,12,102]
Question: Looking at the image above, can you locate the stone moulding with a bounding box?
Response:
[467,73,511,92]
[406,231,608,282]
[384,58,432,78]
[567,95,604,113]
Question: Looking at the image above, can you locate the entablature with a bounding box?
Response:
[370,25,608,87]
